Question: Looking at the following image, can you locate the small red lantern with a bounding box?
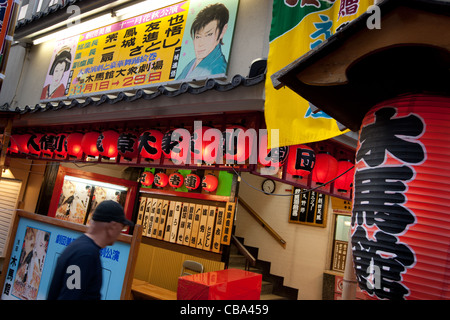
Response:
[66,132,84,158]
[185,173,201,190]
[202,174,218,192]
[53,133,68,158]
[81,131,100,157]
[97,130,119,159]
[334,159,355,193]
[222,125,255,163]
[140,171,154,187]
[139,130,163,161]
[154,172,168,188]
[312,152,338,184]
[286,144,316,178]
[169,172,184,188]
[27,133,43,156]
[118,131,140,160]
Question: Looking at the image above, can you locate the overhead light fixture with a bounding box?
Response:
[32,0,182,45]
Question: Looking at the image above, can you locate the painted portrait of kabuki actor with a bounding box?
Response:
[41,46,72,100]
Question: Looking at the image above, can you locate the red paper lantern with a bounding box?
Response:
[185,173,201,190]
[81,131,100,157]
[140,171,154,187]
[27,133,43,156]
[286,144,315,178]
[53,133,68,158]
[154,172,168,187]
[169,172,184,188]
[97,130,119,159]
[66,133,84,158]
[40,133,56,157]
[312,152,338,184]
[191,126,213,164]
[222,125,255,163]
[202,174,218,192]
[351,94,450,300]
[139,130,163,161]
[258,131,290,168]
[118,131,140,160]
[334,159,355,193]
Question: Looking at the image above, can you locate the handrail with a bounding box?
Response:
[237,196,287,249]
[231,235,256,268]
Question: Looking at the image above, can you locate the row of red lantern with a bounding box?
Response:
[286,144,355,193]
[140,171,219,193]
[7,126,288,165]
[8,129,354,192]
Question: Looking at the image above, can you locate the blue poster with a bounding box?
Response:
[1,217,131,300]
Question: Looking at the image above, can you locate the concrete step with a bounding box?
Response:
[260,293,289,300]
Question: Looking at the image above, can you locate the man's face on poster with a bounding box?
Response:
[193,19,227,60]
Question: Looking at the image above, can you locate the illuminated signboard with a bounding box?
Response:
[40,0,239,101]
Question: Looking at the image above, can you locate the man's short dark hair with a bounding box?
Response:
[190,3,229,45]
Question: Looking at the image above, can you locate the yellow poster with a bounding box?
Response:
[265,0,373,147]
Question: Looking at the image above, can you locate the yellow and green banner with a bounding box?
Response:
[265,0,373,147]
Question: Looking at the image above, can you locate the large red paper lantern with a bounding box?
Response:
[334,159,355,193]
[169,172,184,188]
[53,133,68,158]
[40,133,56,157]
[185,173,201,190]
[81,131,100,157]
[202,174,218,192]
[97,130,119,159]
[140,171,154,187]
[286,144,315,178]
[66,132,84,158]
[191,126,214,164]
[351,94,450,300]
[312,152,338,184]
[222,125,255,164]
[154,172,168,188]
[118,131,140,160]
[139,130,163,161]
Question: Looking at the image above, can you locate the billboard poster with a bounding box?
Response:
[2,217,132,300]
[40,0,239,101]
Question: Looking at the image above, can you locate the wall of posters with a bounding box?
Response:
[40,0,239,101]
[1,214,134,300]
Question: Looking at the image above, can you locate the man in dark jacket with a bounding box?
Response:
[47,200,133,300]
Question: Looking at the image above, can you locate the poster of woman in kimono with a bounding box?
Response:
[55,178,91,224]
[12,227,50,300]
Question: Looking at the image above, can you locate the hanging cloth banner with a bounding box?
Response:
[265,0,373,147]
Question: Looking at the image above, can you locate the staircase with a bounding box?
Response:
[228,237,298,300]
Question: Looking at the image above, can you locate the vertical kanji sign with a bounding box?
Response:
[351,94,450,300]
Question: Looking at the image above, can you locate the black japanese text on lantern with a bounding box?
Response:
[351,107,425,299]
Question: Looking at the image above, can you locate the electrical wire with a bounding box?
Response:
[232,165,355,197]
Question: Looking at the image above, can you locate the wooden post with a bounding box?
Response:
[342,230,357,300]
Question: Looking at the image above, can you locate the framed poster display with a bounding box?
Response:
[0,210,142,300]
[48,166,138,232]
